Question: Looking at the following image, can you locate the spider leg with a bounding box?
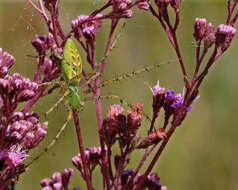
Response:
[45,90,70,116]
[25,108,72,169]
[86,94,152,122]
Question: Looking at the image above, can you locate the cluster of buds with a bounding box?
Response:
[38,57,61,82]
[32,33,54,55]
[194,18,236,51]
[71,14,103,41]
[152,81,193,128]
[112,0,133,18]
[0,49,15,78]
[40,168,74,190]
[121,169,168,190]
[102,104,143,146]
[0,144,27,170]
[72,147,102,174]
[0,73,38,114]
[2,112,48,150]
[216,24,236,51]
[0,144,27,188]
[0,111,47,182]
[194,18,215,49]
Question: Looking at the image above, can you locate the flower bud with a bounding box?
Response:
[137,1,150,10]
[216,24,236,51]
[0,48,15,77]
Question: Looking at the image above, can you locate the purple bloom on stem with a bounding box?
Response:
[4,112,48,150]
[72,147,101,173]
[146,172,161,189]
[0,73,39,112]
[40,169,74,190]
[152,81,166,96]
[194,18,207,41]
[0,48,15,77]
[71,14,103,38]
[216,24,236,51]
[112,0,133,18]
[107,104,124,119]
[170,93,183,109]
[32,33,53,55]
[165,90,176,100]
[161,186,168,190]
[1,145,28,169]
[137,1,150,10]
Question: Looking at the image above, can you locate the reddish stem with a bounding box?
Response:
[72,109,94,190]
[124,145,157,190]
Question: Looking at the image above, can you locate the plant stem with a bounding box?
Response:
[124,145,157,190]
[72,109,94,190]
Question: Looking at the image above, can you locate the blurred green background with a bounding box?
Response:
[1,0,238,189]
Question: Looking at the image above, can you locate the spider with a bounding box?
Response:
[25,37,172,168]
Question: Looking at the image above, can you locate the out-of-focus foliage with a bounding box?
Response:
[0,0,238,189]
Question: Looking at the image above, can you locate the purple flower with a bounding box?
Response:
[72,147,101,173]
[161,186,168,190]
[216,24,236,51]
[152,81,166,96]
[194,18,215,48]
[152,81,166,116]
[3,112,48,150]
[0,73,39,112]
[40,168,74,190]
[1,145,28,169]
[0,48,15,77]
[107,104,124,119]
[137,1,150,10]
[194,18,207,41]
[71,14,103,39]
[165,90,176,100]
[170,93,183,109]
[32,33,54,54]
[112,0,133,18]
[204,23,216,48]
[146,172,161,189]
[121,169,134,185]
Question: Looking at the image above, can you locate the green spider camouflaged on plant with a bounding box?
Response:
[60,38,84,110]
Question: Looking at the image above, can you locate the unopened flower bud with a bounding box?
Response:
[0,48,15,77]
[137,1,150,10]
[40,178,53,187]
[194,18,207,41]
